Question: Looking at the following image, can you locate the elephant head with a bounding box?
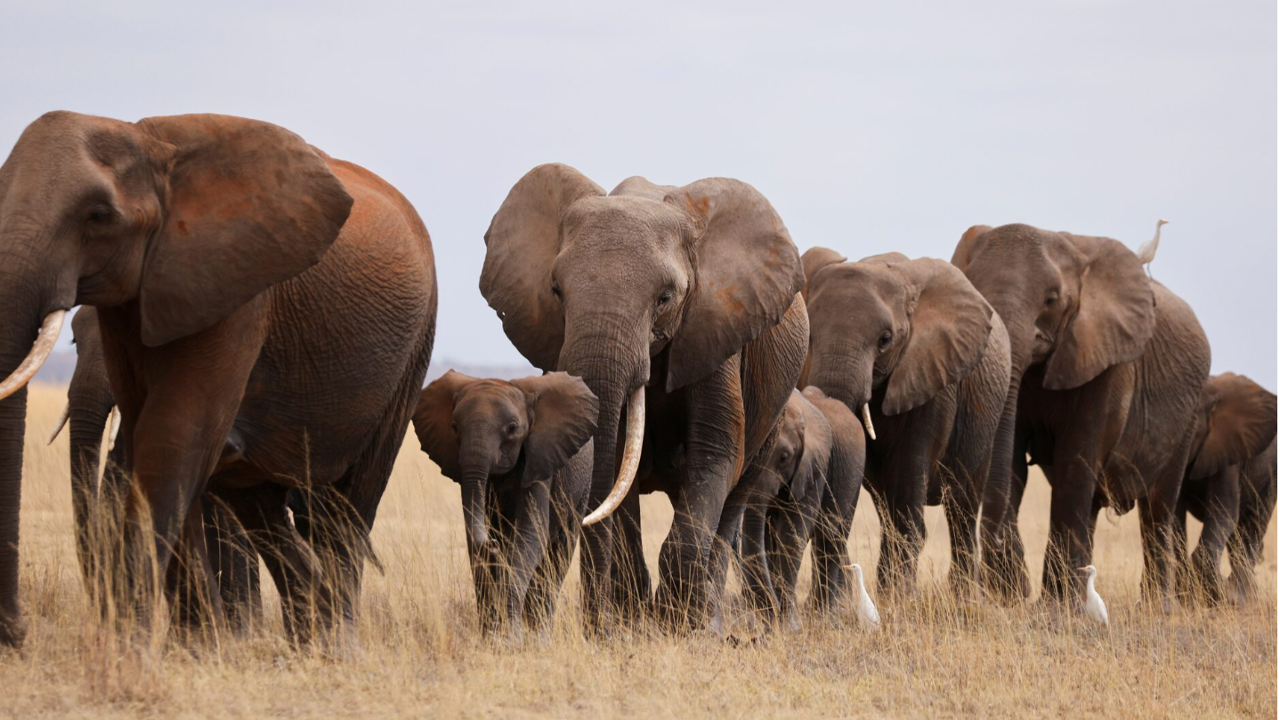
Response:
[0,111,353,644]
[801,248,994,428]
[480,164,803,523]
[759,390,811,499]
[951,224,1155,391]
[414,371,598,548]
[1187,373,1278,481]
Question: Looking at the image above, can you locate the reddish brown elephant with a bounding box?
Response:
[0,112,437,645]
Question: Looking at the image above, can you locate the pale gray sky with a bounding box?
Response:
[2,1,1275,389]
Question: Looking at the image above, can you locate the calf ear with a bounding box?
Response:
[1190,373,1279,479]
[512,372,599,485]
[137,114,352,346]
[950,225,992,273]
[884,258,993,415]
[1043,236,1156,390]
[413,371,479,481]
[800,246,847,301]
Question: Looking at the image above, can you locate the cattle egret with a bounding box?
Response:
[1078,565,1109,627]
[850,563,880,631]
[1135,219,1167,279]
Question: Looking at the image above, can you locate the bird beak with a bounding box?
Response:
[1076,567,1087,571]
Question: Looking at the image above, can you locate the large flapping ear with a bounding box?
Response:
[413,370,480,481]
[663,178,805,392]
[511,372,599,484]
[1190,373,1279,479]
[800,247,847,300]
[136,114,353,347]
[883,258,993,415]
[1042,235,1156,390]
[480,164,605,372]
[950,224,992,273]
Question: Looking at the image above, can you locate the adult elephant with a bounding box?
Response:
[0,111,437,645]
[952,223,1210,605]
[800,249,1010,596]
[1171,372,1277,604]
[48,307,262,631]
[481,165,807,632]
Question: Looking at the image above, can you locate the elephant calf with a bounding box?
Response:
[738,388,865,631]
[414,371,597,639]
[1171,372,1278,604]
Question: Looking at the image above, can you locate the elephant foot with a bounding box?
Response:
[0,614,25,650]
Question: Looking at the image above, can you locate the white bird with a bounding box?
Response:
[1135,218,1167,279]
[849,563,880,631]
[1078,565,1109,627]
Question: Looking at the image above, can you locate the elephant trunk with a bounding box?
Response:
[806,350,875,436]
[457,434,499,550]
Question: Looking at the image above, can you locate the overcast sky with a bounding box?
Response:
[2,1,1275,389]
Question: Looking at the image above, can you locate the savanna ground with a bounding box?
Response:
[0,383,1275,719]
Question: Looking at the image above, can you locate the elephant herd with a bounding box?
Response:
[0,111,1273,649]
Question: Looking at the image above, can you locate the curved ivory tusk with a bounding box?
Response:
[582,385,645,527]
[861,403,877,441]
[46,402,70,445]
[106,406,121,452]
[0,310,66,403]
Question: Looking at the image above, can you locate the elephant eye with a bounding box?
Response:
[550,282,562,301]
[1044,295,1057,307]
[450,422,459,436]
[877,331,893,351]
[87,208,113,224]
[506,422,518,437]
[778,451,790,464]
[656,290,673,309]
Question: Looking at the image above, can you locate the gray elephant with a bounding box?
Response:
[800,249,1011,596]
[1171,372,1277,604]
[953,224,1211,606]
[481,165,808,632]
[737,387,865,631]
[413,371,597,639]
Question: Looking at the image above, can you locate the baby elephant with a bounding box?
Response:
[414,371,597,638]
[740,387,866,631]
[1175,372,1278,605]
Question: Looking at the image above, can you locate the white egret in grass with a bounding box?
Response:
[850,563,879,631]
[1078,565,1109,627]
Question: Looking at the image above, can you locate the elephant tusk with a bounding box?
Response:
[0,310,66,403]
[861,403,876,441]
[583,385,645,526]
[106,406,121,452]
[46,402,70,445]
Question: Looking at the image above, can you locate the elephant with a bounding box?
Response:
[952,223,1211,606]
[413,371,597,639]
[0,111,437,646]
[737,387,865,631]
[800,248,1011,597]
[1170,372,1277,604]
[48,307,262,632]
[481,164,808,633]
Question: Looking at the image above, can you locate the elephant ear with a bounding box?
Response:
[511,372,599,485]
[1042,235,1156,390]
[413,370,480,482]
[663,178,805,392]
[883,258,994,416]
[480,164,605,372]
[801,247,847,300]
[950,224,992,273]
[136,114,353,347]
[1190,373,1279,480]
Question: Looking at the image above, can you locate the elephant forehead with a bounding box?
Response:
[808,264,903,318]
[453,382,526,419]
[562,195,686,250]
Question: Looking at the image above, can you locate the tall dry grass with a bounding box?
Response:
[0,382,1274,718]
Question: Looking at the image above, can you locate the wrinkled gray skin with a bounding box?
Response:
[801,249,1010,596]
[414,371,597,640]
[59,307,262,631]
[0,111,437,645]
[736,387,865,631]
[1172,373,1277,605]
[481,165,807,633]
[953,224,1211,605]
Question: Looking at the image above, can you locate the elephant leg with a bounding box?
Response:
[523,480,577,634]
[1228,478,1275,604]
[942,467,982,602]
[1136,495,1179,612]
[1188,471,1238,605]
[492,477,552,642]
[766,499,813,632]
[740,504,777,623]
[608,488,651,625]
[224,484,333,644]
[706,501,743,638]
[981,428,1030,602]
[875,464,928,597]
[1042,458,1099,604]
[203,495,261,634]
[288,484,371,636]
[163,497,226,637]
[810,468,859,613]
[1171,495,1193,599]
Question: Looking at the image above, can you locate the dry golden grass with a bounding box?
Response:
[1,382,1274,718]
